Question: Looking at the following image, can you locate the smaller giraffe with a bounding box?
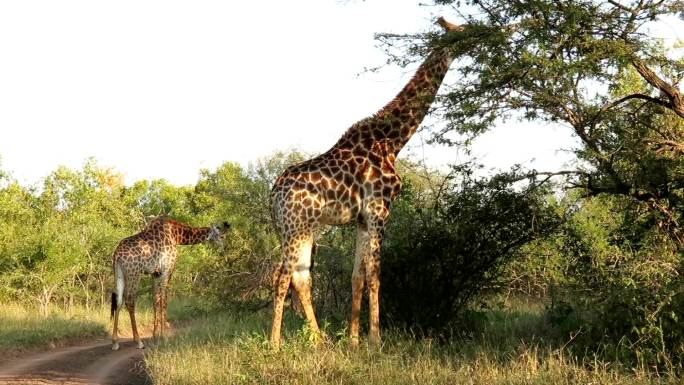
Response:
[110,216,230,350]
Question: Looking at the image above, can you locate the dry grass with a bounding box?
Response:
[0,297,203,352]
[146,302,679,385]
[0,302,112,351]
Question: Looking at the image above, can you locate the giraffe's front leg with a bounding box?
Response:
[366,234,383,346]
[350,225,369,347]
[351,210,387,347]
[152,276,163,339]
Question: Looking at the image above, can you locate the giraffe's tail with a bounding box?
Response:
[111,263,125,319]
[110,292,117,319]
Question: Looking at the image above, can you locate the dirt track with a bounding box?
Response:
[0,338,151,385]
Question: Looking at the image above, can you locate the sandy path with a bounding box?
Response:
[0,338,151,385]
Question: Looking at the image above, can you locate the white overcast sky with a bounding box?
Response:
[0,1,682,186]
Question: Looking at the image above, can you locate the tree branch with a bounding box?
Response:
[607,0,634,12]
[643,139,684,154]
[508,170,589,183]
[631,59,684,119]
[602,93,673,112]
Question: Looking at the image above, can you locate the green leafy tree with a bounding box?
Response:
[381,0,684,246]
[0,182,41,302]
[377,1,683,366]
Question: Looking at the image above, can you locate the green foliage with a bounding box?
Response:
[183,153,308,309]
[0,160,138,312]
[381,0,684,246]
[500,193,684,369]
[557,195,683,368]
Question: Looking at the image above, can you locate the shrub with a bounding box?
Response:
[380,172,562,334]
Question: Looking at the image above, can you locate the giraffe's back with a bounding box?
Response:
[271,147,401,231]
[112,232,169,275]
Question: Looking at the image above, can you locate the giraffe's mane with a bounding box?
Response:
[347,48,447,130]
[335,101,397,142]
[162,218,190,227]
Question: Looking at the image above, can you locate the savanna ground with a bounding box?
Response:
[1,297,679,385]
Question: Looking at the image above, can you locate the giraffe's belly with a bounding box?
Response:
[140,256,161,275]
[319,201,357,225]
[319,207,356,225]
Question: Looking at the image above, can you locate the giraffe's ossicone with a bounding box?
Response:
[269,17,462,349]
[110,216,230,350]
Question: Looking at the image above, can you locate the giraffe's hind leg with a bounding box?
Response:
[113,264,141,350]
[271,259,292,349]
[112,271,122,350]
[152,276,163,339]
[290,235,321,341]
[271,231,320,348]
[125,300,144,349]
[152,270,173,340]
[112,303,122,351]
[112,274,143,350]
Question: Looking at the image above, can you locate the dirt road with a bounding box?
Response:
[0,338,151,385]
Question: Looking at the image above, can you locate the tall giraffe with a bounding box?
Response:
[110,216,230,350]
[270,17,462,348]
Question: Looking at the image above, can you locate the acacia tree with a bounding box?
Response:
[378,0,684,365]
[382,0,684,245]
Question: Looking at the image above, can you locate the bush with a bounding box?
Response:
[380,172,562,334]
[553,196,684,369]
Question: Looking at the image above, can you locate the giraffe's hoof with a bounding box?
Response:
[112,343,120,351]
[137,341,145,349]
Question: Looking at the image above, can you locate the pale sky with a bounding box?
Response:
[0,1,681,186]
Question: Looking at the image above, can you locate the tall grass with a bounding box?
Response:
[146,300,679,385]
[0,302,111,351]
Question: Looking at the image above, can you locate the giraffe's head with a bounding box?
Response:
[207,221,231,246]
[436,17,462,32]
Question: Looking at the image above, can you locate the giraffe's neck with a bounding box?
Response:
[162,220,211,245]
[333,47,456,157]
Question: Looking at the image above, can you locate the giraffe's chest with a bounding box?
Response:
[318,174,401,225]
